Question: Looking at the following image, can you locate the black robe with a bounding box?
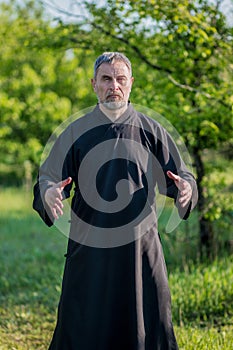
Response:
[33,104,198,350]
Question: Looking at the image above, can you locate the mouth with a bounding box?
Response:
[106,94,122,101]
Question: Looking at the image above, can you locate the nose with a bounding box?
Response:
[110,79,119,91]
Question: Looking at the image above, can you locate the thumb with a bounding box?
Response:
[58,177,72,190]
[167,171,179,182]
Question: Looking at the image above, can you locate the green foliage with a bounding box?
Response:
[198,151,233,249]
[202,173,230,221]
[0,0,233,253]
[82,0,233,144]
[0,0,97,181]
[0,3,68,174]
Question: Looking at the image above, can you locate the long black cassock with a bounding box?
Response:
[33,104,198,350]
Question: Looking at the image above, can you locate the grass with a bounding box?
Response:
[175,325,233,350]
[0,188,66,349]
[170,259,233,326]
[0,187,232,349]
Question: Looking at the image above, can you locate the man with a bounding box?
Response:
[33,52,198,350]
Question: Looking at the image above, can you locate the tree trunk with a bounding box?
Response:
[193,148,214,259]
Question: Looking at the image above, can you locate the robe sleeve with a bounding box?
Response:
[155,125,198,220]
[32,180,54,226]
[32,124,76,226]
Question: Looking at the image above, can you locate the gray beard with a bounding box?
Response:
[102,101,127,110]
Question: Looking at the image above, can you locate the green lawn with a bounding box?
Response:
[0,187,232,349]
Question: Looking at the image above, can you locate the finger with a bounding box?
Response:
[181,182,192,194]
[58,177,72,191]
[167,171,180,182]
[180,187,190,196]
[53,202,64,217]
[180,189,189,197]
[47,195,63,215]
[179,192,192,207]
[51,207,59,220]
[54,197,64,209]
[51,202,64,219]
[180,197,191,208]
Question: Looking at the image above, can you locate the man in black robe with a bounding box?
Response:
[33,52,198,350]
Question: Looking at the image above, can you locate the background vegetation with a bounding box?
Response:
[0,0,232,348]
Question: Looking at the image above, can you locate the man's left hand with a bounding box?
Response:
[167,170,192,208]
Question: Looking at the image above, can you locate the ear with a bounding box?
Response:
[91,78,96,91]
[128,77,134,93]
[130,76,134,87]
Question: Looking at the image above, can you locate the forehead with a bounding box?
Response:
[96,61,131,77]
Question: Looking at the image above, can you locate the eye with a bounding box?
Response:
[117,77,127,85]
[102,76,111,81]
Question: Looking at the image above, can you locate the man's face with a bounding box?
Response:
[91,60,134,110]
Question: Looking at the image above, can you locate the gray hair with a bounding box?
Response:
[94,52,132,78]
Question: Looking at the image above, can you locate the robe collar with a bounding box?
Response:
[94,102,134,124]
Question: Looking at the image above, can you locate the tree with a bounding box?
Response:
[1,0,232,256]
[0,0,96,183]
[40,0,233,256]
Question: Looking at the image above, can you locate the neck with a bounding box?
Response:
[99,103,128,121]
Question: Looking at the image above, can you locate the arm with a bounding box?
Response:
[167,170,197,219]
[32,125,76,225]
[33,175,73,226]
[44,177,72,220]
[155,125,198,219]
[33,180,54,227]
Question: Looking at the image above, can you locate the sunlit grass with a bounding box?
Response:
[175,324,233,350]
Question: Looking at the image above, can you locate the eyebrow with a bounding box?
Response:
[101,74,128,79]
[101,75,112,79]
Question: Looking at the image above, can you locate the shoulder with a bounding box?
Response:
[131,105,167,135]
[51,106,99,142]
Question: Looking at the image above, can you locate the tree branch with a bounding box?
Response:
[90,22,231,108]
[167,74,212,98]
[40,0,232,109]
[40,0,86,20]
[90,22,173,74]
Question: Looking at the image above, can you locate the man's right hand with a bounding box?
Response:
[44,177,72,219]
